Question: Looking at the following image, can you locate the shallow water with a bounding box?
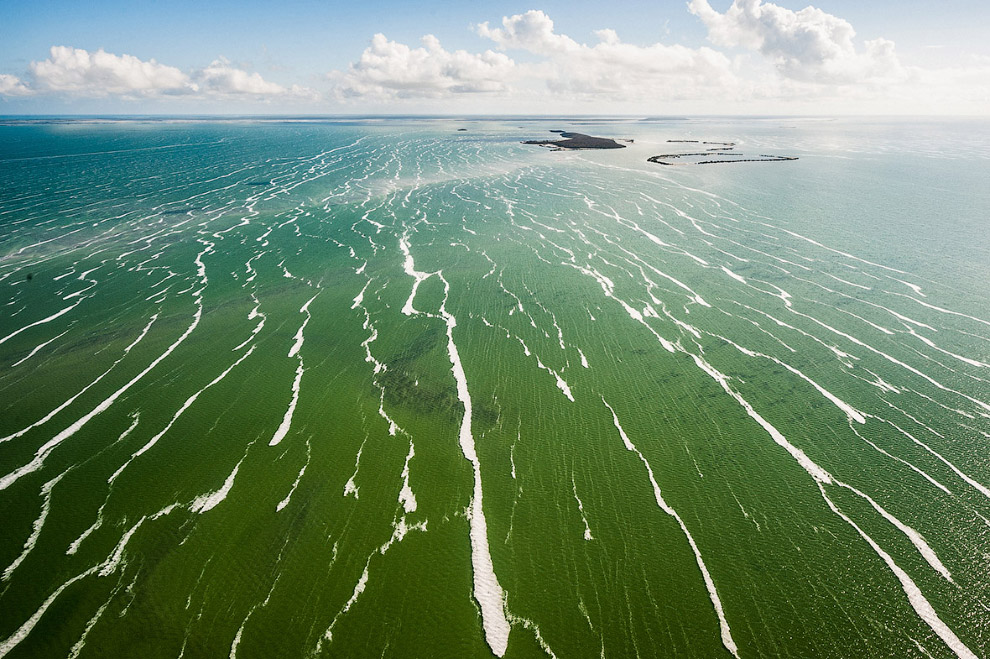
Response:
[0,116,988,658]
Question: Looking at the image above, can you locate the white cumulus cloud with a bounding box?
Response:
[334,33,515,99]
[688,0,906,84]
[13,46,313,101]
[0,74,34,97]
[196,57,314,98]
[30,46,195,96]
[475,10,739,100]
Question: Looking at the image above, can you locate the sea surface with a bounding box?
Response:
[0,116,988,658]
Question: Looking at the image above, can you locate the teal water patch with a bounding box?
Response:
[0,117,988,658]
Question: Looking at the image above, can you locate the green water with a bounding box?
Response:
[0,116,988,658]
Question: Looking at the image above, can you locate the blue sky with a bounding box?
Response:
[2,0,988,114]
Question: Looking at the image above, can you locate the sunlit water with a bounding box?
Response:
[0,116,988,658]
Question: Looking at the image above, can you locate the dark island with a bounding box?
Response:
[523,131,627,150]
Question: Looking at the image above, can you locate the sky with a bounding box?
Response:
[1,0,988,115]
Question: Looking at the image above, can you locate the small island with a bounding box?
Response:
[523,131,627,150]
[648,140,797,165]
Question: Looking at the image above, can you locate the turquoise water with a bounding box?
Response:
[0,116,988,658]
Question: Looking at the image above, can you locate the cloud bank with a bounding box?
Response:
[5,46,314,101]
[1,2,988,114]
[687,0,905,84]
[476,10,738,100]
[0,74,32,97]
[334,34,514,99]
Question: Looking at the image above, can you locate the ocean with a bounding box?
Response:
[0,116,988,658]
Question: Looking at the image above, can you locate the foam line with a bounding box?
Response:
[3,471,66,582]
[270,294,319,447]
[270,361,304,447]
[317,560,371,651]
[190,456,244,514]
[774,227,911,275]
[0,296,86,347]
[398,441,417,514]
[399,234,434,316]
[710,332,866,424]
[2,300,202,492]
[571,474,594,541]
[277,438,311,512]
[438,272,510,657]
[722,266,746,284]
[343,434,369,499]
[1,314,158,446]
[872,413,990,500]
[110,344,255,484]
[603,397,739,656]
[818,483,976,659]
[67,576,126,659]
[10,328,71,368]
[0,565,100,657]
[890,293,990,329]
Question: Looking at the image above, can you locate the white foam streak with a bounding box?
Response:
[840,482,952,582]
[99,517,146,577]
[685,351,957,593]
[847,421,950,496]
[776,227,910,275]
[232,301,265,351]
[571,474,594,541]
[1,314,158,446]
[270,295,318,446]
[602,397,738,657]
[2,302,201,491]
[288,294,319,358]
[344,435,368,499]
[535,357,575,402]
[10,328,71,368]
[908,328,990,369]
[111,344,255,484]
[276,438,311,512]
[788,307,990,415]
[438,272,510,657]
[818,483,977,659]
[507,613,559,659]
[0,297,85,347]
[714,333,866,424]
[67,578,124,659]
[3,472,65,582]
[190,457,243,514]
[269,361,303,447]
[893,294,990,329]
[399,234,434,316]
[567,262,676,353]
[873,414,990,500]
[318,561,370,650]
[0,566,100,658]
[722,266,746,284]
[398,441,417,514]
[351,280,370,310]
